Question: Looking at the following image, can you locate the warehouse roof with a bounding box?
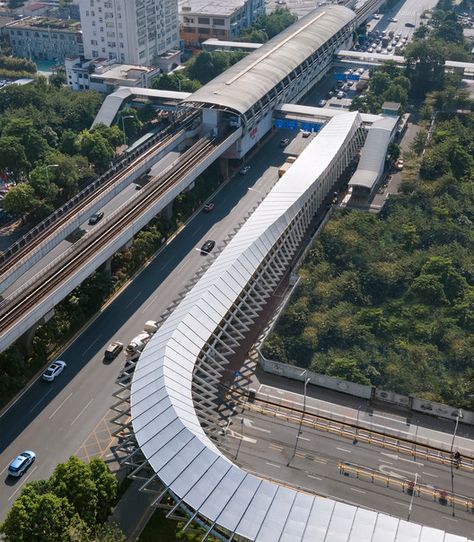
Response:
[183,5,356,116]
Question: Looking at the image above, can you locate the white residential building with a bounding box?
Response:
[79,0,180,67]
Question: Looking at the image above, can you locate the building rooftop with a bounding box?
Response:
[184,5,356,116]
[179,0,247,17]
[6,15,81,31]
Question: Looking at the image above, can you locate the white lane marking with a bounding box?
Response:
[126,292,141,308]
[422,471,439,478]
[176,261,187,274]
[265,462,281,469]
[378,459,393,465]
[142,292,160,312]
[28,389,53,413]
[313,457,328,464]
[48,392,73,420]
[8,466,38,501]
[269,444,283,451]
[380,452,424,466]
[379,464,416,479]
[297,436,311,442]
[243,418,271,433]
[0,463,11,476]
[71,398,94,425]
[395,501,409,508]
[350,488,367,494]
[228,429,256,444]
[83,335,102,355]
[336,447,352,454]
[442,516,458,522]
[306,474,322,480]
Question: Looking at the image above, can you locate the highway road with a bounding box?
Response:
[368,0,440,37]
[218,407,474,538]
[0,127,312,520]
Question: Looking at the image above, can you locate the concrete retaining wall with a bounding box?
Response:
[259,351,474,425]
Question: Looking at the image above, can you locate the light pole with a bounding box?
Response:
[45,163,59,182]
[353,405,361,444]
[121,115,134,146]
[287,371,310,466]
[450,409,463,517]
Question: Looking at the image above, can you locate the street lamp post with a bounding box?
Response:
[287,371,310,466]
[121,115,134,146]
[45,163,59,182]
[450,409,463,517]
[353,405,361,444]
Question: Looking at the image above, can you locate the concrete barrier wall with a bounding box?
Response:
[259,355,373,400]
[259,351,474,425]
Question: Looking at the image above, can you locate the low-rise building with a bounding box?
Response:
[179,0,264,46]
[5,16,82,61]
[65,56,160,92]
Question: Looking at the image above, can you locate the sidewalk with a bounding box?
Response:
[110,480,155,542]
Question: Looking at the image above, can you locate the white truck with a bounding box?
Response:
[126,332,151,357]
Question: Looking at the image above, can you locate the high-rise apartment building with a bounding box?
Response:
[79,0,179,66]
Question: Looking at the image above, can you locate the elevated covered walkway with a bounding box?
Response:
[92,88,192,127]
[114,112,472,541]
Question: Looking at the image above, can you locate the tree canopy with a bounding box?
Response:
[263,113,474,407]
[0,456,120,542]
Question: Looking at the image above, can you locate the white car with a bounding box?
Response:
[239,165,251,175]
[42,360,66,381]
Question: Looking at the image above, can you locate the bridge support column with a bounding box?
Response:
[161,201,174,221]
[219,157,229,181]
[20,309,55,355]
[121,239,134,252]
[104,256,113,274]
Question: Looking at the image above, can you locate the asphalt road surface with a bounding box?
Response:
[218,408,474,538]
[0,128,313,520]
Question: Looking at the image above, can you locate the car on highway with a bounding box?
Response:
[279,137,290,147]
[239,165,251,175]
[8,450,36,477]
[201,239,215,255]
[104,341,123,361]
[88,211,104,225]
[203,202,215,212]
[336,91,345,99]
[390,17,398,23]
[318,99,327,107]
[405,22,415,28]
[42,360,66,381]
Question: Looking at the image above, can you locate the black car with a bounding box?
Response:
[201,240,215,254]
[89,211,104,225]
[405,22,415,27]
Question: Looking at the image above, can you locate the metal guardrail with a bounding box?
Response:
[339,462,474,513]
[238,396,474,473]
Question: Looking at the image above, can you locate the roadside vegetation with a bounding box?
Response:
[0,56,37,80]
[0,163,222,408]
[262,0,474,409]
[0,456,124,542]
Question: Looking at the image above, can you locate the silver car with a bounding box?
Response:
[42,360,66,382]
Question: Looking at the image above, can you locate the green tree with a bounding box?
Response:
[77,130,114,173]
[326,357,371,386]
[2,183,37,218]
[405,38,446,97]
[49,70,66,89]
[0,136,30,177]
[2,118,50,165]
[0,486,75,542]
